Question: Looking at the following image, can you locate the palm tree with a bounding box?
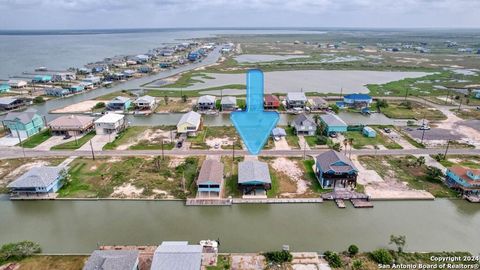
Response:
[343,138,348,155]
[348,138,354,158]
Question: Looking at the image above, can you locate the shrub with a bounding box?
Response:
[93,102,106,109]
[316,135,328,145]
[370,249,393,265]
[348,244,359,256]
[0,241,41,262]
[263,250,293,264]
[352,260,363,270]
[33,96,45,104]
[324,251,342,268]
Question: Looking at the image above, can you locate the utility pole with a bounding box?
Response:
[421,128,427,144]
[457,97,463,112]
[16,129,25,158]
[161,139,164,160]
[444,140,451,158]
[404,87,409,101]
[232,140,235,162]
[303,139,306,160]
[89,139,95,160]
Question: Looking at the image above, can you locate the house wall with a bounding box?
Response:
[95,119,124,135]
[5,114,45,138]
[322,122,348,134]
[177,122,199,134]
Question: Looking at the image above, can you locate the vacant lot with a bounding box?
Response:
[155,97,194,113]
[16,255,87,270]
[381,101,446,121]
[437,155,480,169]
[59,156,202,199]
[345,128,402,149]
[103,126,175,150]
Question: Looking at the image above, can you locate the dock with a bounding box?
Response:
[351,199,374,208]
[465,195,480,203]
[186,198,233,206]
[233,198,323,204]
[335,199,346,208]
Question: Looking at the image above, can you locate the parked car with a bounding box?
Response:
[63,134,72,140]
[329,132,338,138]
[176,141,183,148]
[418,124,431,130]
[383,128,391,133]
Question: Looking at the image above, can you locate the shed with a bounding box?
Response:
[271,127,286,137]
[362,126,376,138]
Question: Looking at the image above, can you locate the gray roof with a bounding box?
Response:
[109,96,131,104]
[0,97,20,105]
[320,114,347,127]
[293,114,316,127]
[198,95,215,104]
[271,127,286,137]
[134,95,155,104]
[83,250,139,270]
[311,97,328,106]
[238,161,271,184]
[287,92,307,102]
[220,96,236,105]
[49,115,94,129]
[178,111,201,127]
[3,110,40,124]
[151,241,202,270]
[7,166,64,189]
[315,150,358,173]
[197,159,224,185]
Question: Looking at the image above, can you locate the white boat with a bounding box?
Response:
[199,240,219,251]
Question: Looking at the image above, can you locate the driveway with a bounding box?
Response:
[380,129,416,149]
[298,136,311,150]
[274,137,290,150]
[76,134,112,151]
[0,136,22,147]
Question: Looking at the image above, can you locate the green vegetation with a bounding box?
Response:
[302,159,329,194]
[263,250,293,264]
[324,251,342,268]
[33,96,45,104]
[370,249,393,265]
[51,131,95,150]
[348,245,359,256]
[59,156,201,199]
[395,127,425,148]
[285,126,300,148]
[102,126,175,150]
[92,102,105,110]
[453,108,480,120]
[381,101,447,121]
[206,255,230,270]
[16,255,87,270]
[95,89,134,100]
[266,165,280,198]
[436,155,480,169]
[0,241,41,264]
[359,155,458,197]
[222,156,243,198]
[345,129,402,149]
[20,129,52,148]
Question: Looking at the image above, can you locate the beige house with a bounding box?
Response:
[48,115,95,136]
[177,111,201,135]
[94,113,126,135]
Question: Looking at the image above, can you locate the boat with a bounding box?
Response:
[199,240,219,252]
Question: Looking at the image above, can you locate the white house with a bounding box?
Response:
[94,113,126,135]
[177,111,201,135]
[8,80,28,88]
[133,95,156,110]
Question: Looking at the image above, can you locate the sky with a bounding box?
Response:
[0,0,479,30]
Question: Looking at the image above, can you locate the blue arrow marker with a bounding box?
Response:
[231,69,279,155]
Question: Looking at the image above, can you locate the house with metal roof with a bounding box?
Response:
[151,241,202,270]
[7,166,66,197]
[271,127,286,137]
[311,97,329,110]
[83,250,139,270]
[2,110,45,138]
[0,84,11,93]
[45,87,71,97]
[177,111,201,135]
[292,114,317,136]
[32,75,52,83]
[94,113,126,135]
[315,150,358,189]
[107,96,132,111]
[286,92,308,109]
[48,115,95,136]
[264,94,280,109]
[319,114,348,135]
[197,159,224,197]
[69,84,85,93]
[8,80,27,88]
[220,96,237,111]
[197,95,216,111]
[446,166,480,195]
[0,97,26,111]
[343,94,373,108]
[238,160,272,196]
[134,95,156,110]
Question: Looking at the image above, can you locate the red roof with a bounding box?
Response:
[449,166,480,185]
[264,95,280,104]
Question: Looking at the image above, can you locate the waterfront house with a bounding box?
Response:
[94,113,126,135]
[123,70,136,77]
[314,150,358,189]
[83,250,139,270]
[197,159,224,197]
[220,96,237,111]
[286,92,308,109]
[8,79,27,88]
[151,241,202,270]
[45,87,70,97]
[2,110,45,138]
[320,114,348,135]
[292,113,317,136]
[48,115,95,136]
[362,126,376,138]
[134,95,156,110]
[238,160,272,196]
[197,95,216,111]
[0,97,27,111]
[7,166,66,197]
[91,65,108,73]
[82,75,101,85]
[0,84,11,93]
[69,84,85,93]
[311,97,329,110]
[473,89,480,99]
[272,127,286,138]
[32,75,52,83]
[264,94,280,109]
[177,111,201,136]
[446,166,480,195]
[343,94,373,108]
[52,72,76,82]
[138,66,152,73]
[107,96,132,111]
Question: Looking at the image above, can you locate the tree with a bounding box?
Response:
[33,96,45,104]
[389,235,406,253]
[181,95,188,103]
[348,244,359,256]
[426,166,444,181]
[370,249,393,265]
[93,102,106,110]
[313,114,320,125]
[164,95,169,105]
[416,156,426,167]
[332,142,341,152]
[330,104,340,114]
[316,135,328,145]
[263,250,293,264]
[343,139,348,155]
[317,121,326,136]
[376,99,389,112]
[0,241,41,262]
[324,251,342,268]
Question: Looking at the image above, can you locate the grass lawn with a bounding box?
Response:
[206,255,230,270]
[188,129,208,149]
[345,129,402,149]
[16,255,87,270]
[285,126,300,149]
[359,155,458,198]
[452,108,480,120]
[59,156,202,199]
[437,155,480,169]
[103,127,148,150]
[302,159,329,194]
[381,101,447,121]
[20,129,52,148]
[94,90,133,100]
[51,131,95,150]
[222,156,243,198]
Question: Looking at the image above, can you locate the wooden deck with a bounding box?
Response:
[233,198,323,204]
[465,195,480,203]
[351,199,374,208]
[335,199,346,208]
[186,198,233,206]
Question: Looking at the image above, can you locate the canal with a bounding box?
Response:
[0,199,478,254]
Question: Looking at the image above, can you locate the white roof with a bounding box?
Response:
[95,113,124,124]
[178,111,201,126]
[287,92,307,101]
[198,95,215,104]
[134,95,155,104]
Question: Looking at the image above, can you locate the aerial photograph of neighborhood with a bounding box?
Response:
[0,0,479,269]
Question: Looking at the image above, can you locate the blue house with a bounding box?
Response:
[7,166,66,197]
[0,84,11,93]
[188,52,199,61]
[473,89,480,99]
[2,110,45,138]
[196,159,224,197]
[446,166,480,195]
[45,87,70,97]
[343,93,373,108]
[107,96,132,111]
[362,126,376,137]
[69,85,84,93]
[238,161,272,196]
[315,150,358,189]
[320,114,348,135]
[32,75,52,83]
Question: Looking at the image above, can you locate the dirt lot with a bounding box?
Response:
[271,157,309,197]
[51,100,108,113]
[155,97,195,113]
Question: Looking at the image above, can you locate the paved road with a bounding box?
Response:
[1,147,478,159]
